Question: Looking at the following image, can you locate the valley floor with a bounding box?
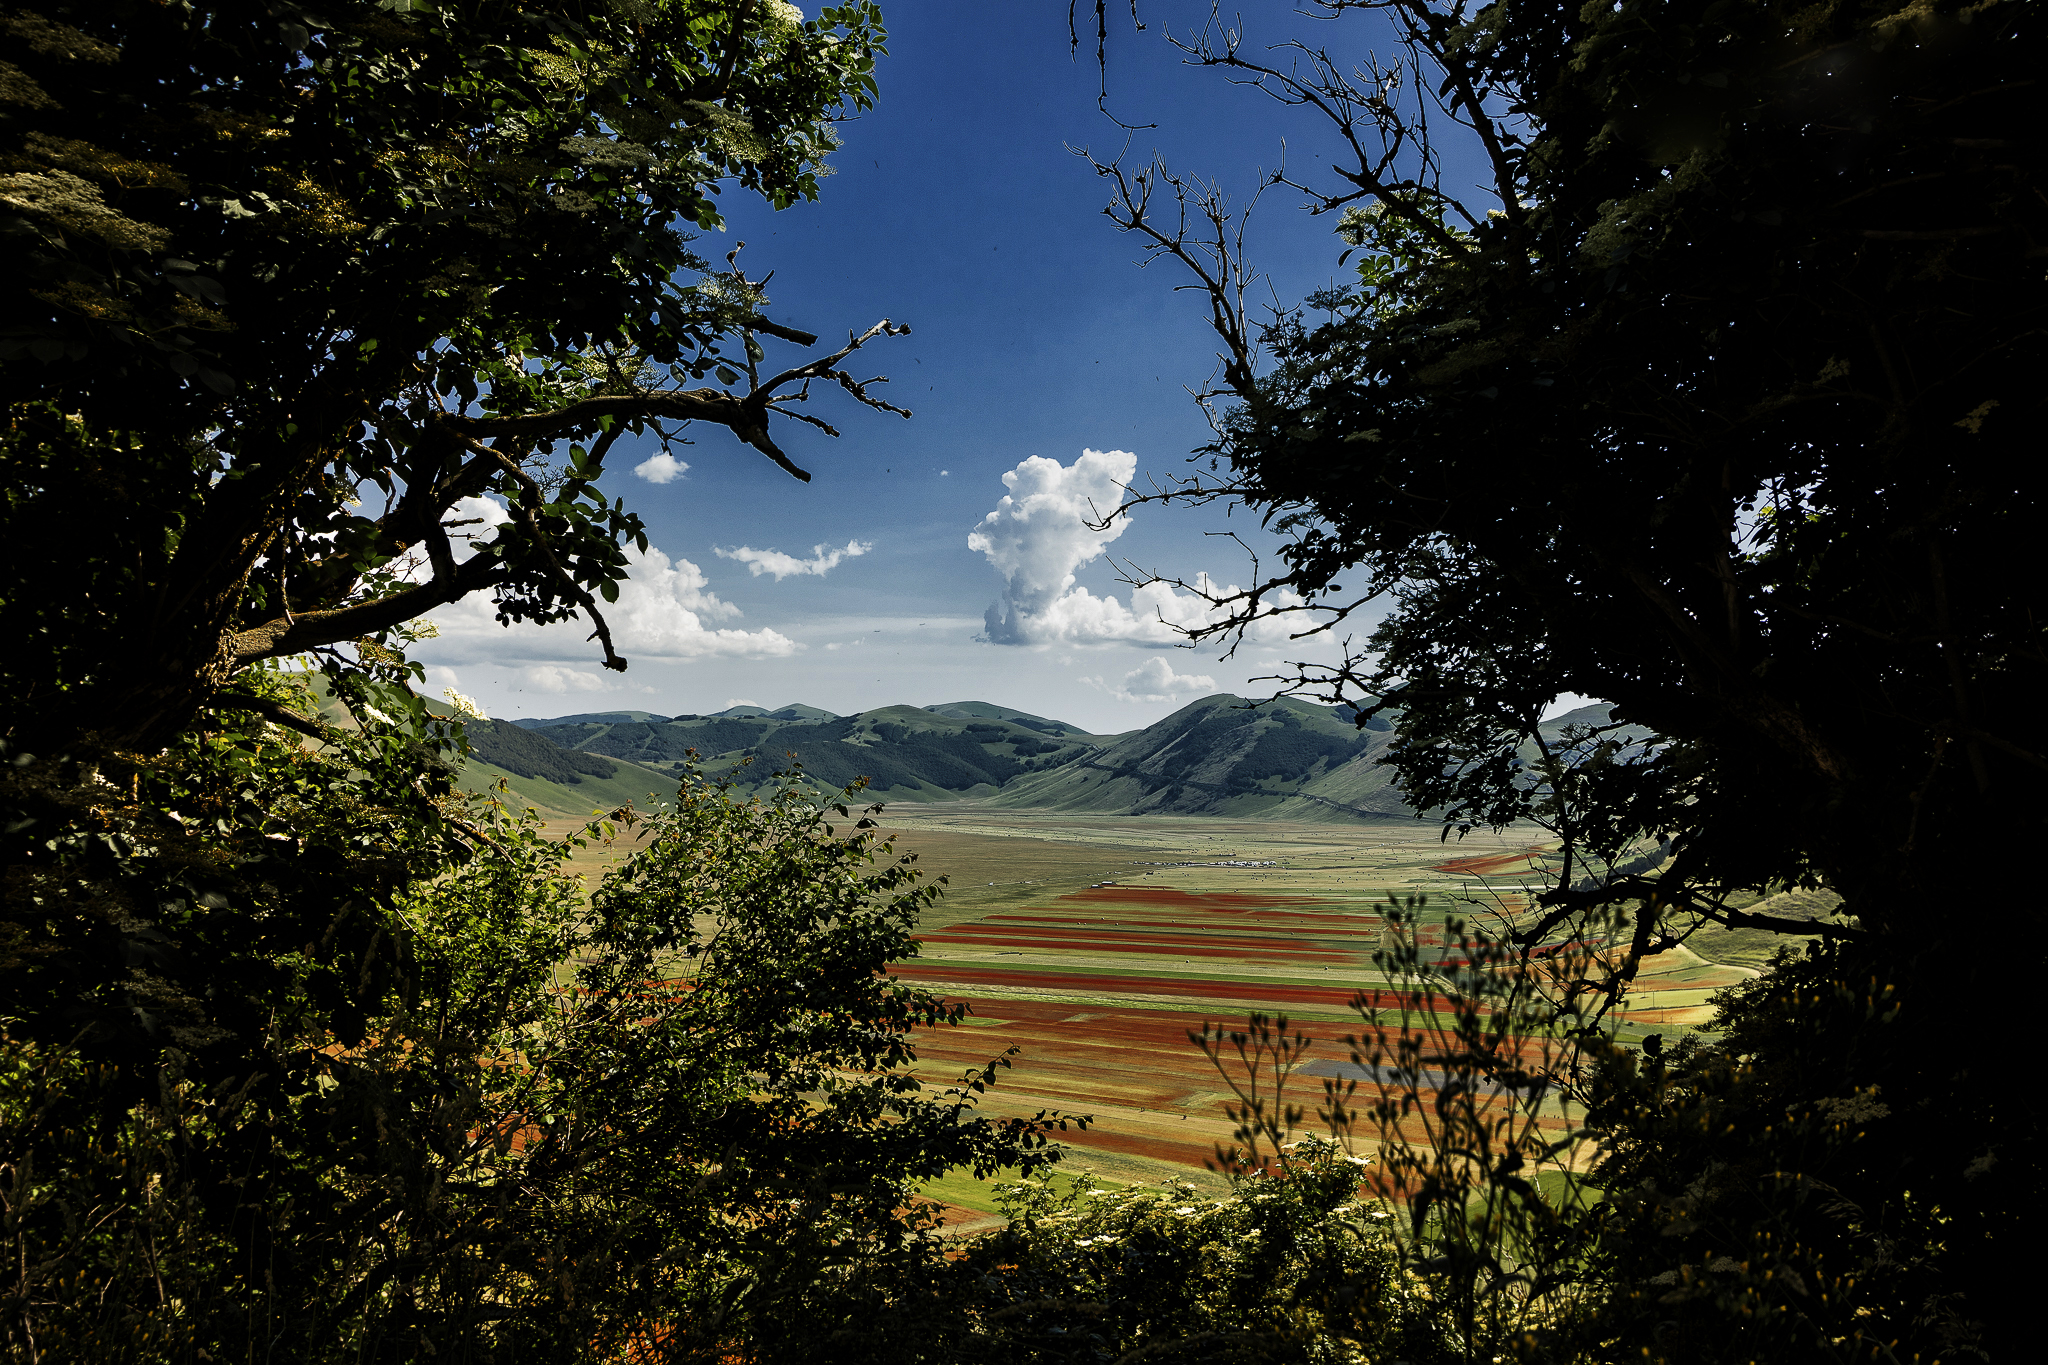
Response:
[868,805,1751,1226]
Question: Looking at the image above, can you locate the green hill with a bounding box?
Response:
[919,701,1099,737]
[286,677,674,820]
[306,681,1625,822]
[520,694,1428,819]
[979,697,1630,821]
[988,694,1415,819]
[524,704,1101,803]
[454,753,676,822]
[434,710,675,819]
[505,710,671,729]
[697,702,839,720]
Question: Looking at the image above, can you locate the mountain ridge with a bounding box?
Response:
[503,694,1422,821]
[465,694,1626,823]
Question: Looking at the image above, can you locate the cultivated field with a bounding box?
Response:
[874,808,1753,1218]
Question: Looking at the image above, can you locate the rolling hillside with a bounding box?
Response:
[287,680,1631,822]
[920,701,1093,736]
[512,694,1423,819]
[450,718,676,819]
[505,709,671,729]
[486,694,1624,822]
[986,697,1626,821]
[519,705,1109,803]
[988,694,1414,820]
[452,751,676,821]
[290,676,676,820]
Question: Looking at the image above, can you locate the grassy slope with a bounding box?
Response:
[989,694,1413,820]
[293,676,675,820]
[454,754,677,822]
[326,681,1653,825]
[505,709,670,729]
[920,700,1103,737]
[535,704,1105,805]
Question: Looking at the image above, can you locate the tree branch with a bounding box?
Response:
[226,552,504,666]
[207,690,342,742]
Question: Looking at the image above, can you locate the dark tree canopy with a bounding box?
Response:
[1,11,1044,1354]
[1,0,906,751]
[1096,0,2042,946]
[1087,1,2041,1355]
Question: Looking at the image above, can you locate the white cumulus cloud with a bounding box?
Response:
[634,453,689,484]
[1085,657,1219,704]
[423,539,796,664]
[526,665,611,693]
[714,538,871,580]
[969,449,1134,643]
[445,493,512,545]
[969,451,1303,647]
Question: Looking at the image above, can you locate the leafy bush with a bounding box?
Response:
[953,1144,1444,1363]
[1572,940,2002,1363]
[1,749,1069,1362]
[763,1139,1449,1364]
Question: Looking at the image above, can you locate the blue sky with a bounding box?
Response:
[417,2,1475,733]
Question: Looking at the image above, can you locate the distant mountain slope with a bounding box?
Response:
[454,752,674,821]
[524,704,1101,802]
[920,701,1097,737]
[990,694,1415,819]
[505,710,671,729]
[463,719,620,785]
[438,712,674,818]
[701,702,839,720]
[511,694,1431,818]
[984,697,1630,821]
[289,678,674,819]
[348,685,1622,822]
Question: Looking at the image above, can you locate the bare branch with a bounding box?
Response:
[745,315,819,347]
[754,317,912,400]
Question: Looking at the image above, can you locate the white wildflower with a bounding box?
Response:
[0,169,169,251]
[559,135,658,169]
[443,689,488,721]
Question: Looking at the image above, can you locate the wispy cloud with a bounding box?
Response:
[715,539,872,580]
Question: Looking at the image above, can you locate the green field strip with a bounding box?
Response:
[915,967,1388,999]
[916,1165,1131,1217]
[900,955,1393,991]
[914,984,1368,1024]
